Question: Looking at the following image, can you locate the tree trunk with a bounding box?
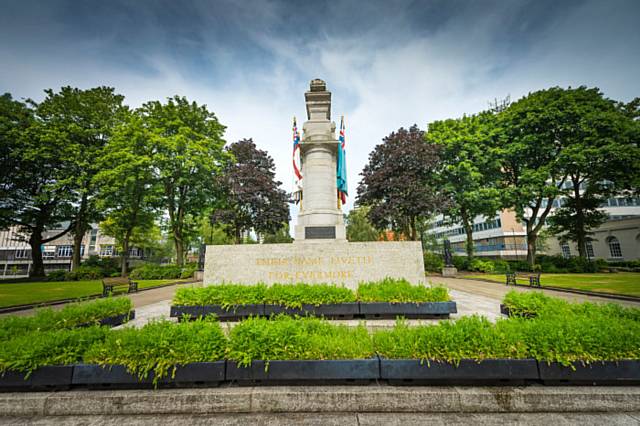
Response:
[121,229,131,277]
[174,228,184,267]
[235,226,242,244]
[410,216,417,241]
[573,179,586,259]
[526,226,537,268]
[71,193,88,270]
[28,230,45,278]
[460,209,474,260]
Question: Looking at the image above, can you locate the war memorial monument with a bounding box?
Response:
[204,79,426,289]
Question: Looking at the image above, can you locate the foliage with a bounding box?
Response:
[423,251,444,273]
[36,86,127,271]
[129,264,184,280]
[211,139,289,244]
[468,259,495,273]
[95,110,160,276]
[345,206,381,242]
[426,113,501,258]
[262,223,294,243]
[81,255,120,277]
[65,266,104,281]
[374,316,529,362]
[0,297,133,341]
[85,319,226,385]
[0,93,75,277]
[356,278,450,303]
[46,270,67,281]
[173,284,268,308]
[141,96,229,265]
[264,283,356,308]
[227,316,374,366]
[357,125,446,240]
[0,326,109,375]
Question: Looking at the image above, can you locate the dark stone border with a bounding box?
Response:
[3,359,637,391]
[77,310,136,328]
[170,302,456,321]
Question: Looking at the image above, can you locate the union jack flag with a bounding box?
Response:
[292,117,303,203]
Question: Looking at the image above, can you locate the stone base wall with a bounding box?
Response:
[204,241,425,289]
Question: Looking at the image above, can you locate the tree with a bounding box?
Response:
[0,94,75,277]
[94,112,160,276]
[211,139,290,244]
[263,223,294,244]
[356,125,445,240]
[496,88,572,266]
[426,112,501,259]
[36,87,126,270]
[142,96,228,265]
[545,87,639,258]
[345,206,381,242]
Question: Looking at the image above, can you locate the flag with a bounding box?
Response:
[336,115,348,205]
[292,117,303,203]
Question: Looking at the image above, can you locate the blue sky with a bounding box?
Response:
[2,0,639,228]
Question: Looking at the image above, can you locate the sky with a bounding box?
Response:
[2,0,639,231]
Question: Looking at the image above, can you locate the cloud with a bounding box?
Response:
[1,0,639,234]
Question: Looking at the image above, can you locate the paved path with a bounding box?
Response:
[428,275,640,308]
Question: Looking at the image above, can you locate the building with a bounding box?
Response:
[426,194,640,261]
[0,225,144,279]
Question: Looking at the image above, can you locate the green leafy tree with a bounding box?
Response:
[496,88,572,266]
[0,94,74,277]
[141,96,228,265]
[36,87,126,270]
[211,139,290,244]
[94,112,160,276]
[426,112,501,259]
[357,125,445,240]
[546,88,639,258]
[345,206,381,242]
[263,223,294,244]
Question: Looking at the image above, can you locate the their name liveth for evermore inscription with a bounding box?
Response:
[255,255,373,282]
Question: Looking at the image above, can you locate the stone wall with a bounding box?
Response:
[204,241,425,289]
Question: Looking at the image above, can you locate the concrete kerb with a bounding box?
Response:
[2,386,640,417]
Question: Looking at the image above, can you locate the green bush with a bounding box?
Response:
[452,255,469,271]
[356,278,450,303]
[491,260,510,273]
[180,264,197,279]
[84,319,227,384]
[129,264,182,280]
[227,315,374,366]
[173,284,268,308]
[68,266,104,280]
[0,297,133,340]
[469,259,495,273]
[0,326,108,375]
[264,283,355,308]
[46,270,67,281]
[423,251,444,273]
[82,256,120,277]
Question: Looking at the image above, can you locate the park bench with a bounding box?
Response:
[102,277,138,297]
[505,271,541,287]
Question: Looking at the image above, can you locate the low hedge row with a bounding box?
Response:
[129,264,196,280]
[2,311,639,384]
[173,279,450,308]
[0,298,133,341]
[451,255,613,273]
[502,291,640,321]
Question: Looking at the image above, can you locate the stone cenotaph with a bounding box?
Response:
[204,79,425,289]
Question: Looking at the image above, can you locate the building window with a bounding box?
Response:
[56,245,73,258]
[100,245,114,256]
[89,229,98,252]
[607,236,622,259]
[586,241,594,259]
[42,246,55,258]
[561,243,571,259]
[15,249,29,259]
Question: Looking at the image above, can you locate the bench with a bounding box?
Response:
[102,277,138,297]
[506,272,541,287]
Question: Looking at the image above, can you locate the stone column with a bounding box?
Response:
[294,79,346,242]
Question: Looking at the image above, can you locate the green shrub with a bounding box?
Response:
[0,326,108,375]
[452,256,469,271]
[264,283,356,308]
[0,297,133,340]
[46,270,67,281]
[469,259,495,273]
[423,251,444,272]
[491,260,510,273]
[82,256,120,277]
[84,319,227,384]
[180,264,197,279]
[227,315,374,366]
[173,284,268,308]
[129,264,182,280]
[373,316,529,362]
[356,278,450,303]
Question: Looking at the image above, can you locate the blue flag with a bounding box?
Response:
[337,116,348,204]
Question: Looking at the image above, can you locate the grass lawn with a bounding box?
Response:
[467,272,640,297]
[0,279,191,308]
